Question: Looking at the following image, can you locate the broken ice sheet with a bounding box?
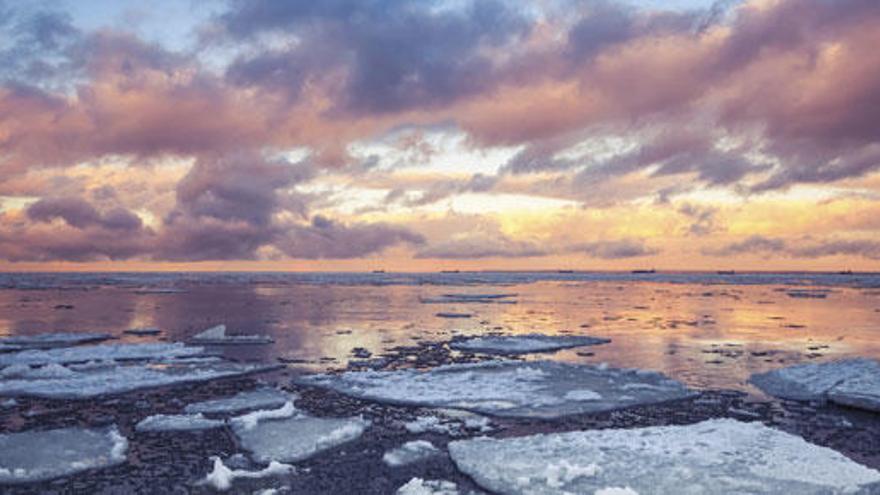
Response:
[135,414,224,432]
[396,478,460,495]
[189,324,273,345]
[199,456,294,492]
[0,361,278,399]
[297,361,696,419]
[184,388,294,415]
[750,358,880,412]
[0,342,206,367]
[383,440,441,467]
[449,334,610,354]
[449,419,880,495]
[0,426,127,484]
[0,332,112,349]
[232,413,369,464]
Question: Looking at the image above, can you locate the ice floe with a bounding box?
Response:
[448,418,880,494]
[435,312,472,319]
[0,426,127,484]
[0,360,278,399]
[0,342,205,367]
[199,456,294,491]
[397,478,460,495]
[189,324,274,345]
[750,358,880,411]
[231,402,298,431]
[184,388,293,415]
[450,334,609,354]
[383,440,441,467]
[0,332,112,349]
[135,414,224,432]
[233,413,369,463]
[298,361,696,419]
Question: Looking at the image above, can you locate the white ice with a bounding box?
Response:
[232,412,369,463]
[383,440,441,467]
[396,478,460,495]
[0,426,127,484]
[231,401,298,431]
[0,360,277,399]
[185,388,294,415]
[0,342,206,367]
[190,324,273,345]
[450,334,609,354]
[448,418,880,494]
[750,358,880,411]
[0,332,112,349]
[298,361,695,419]
[199,456,294,492]
[420,293,517,304]
[135,413,224,432]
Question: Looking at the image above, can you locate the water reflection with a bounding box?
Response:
[0,280,878,394]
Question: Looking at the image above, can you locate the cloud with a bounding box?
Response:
[574,239,660,259]
[704,235,880,260]
[278,215,424,259]
[414,232,545,259]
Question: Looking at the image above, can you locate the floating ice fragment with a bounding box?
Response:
[185,388,294,415]
[298,361,696,419]
[231,402,298,431]
[233,414,369,463]
[199,456,294,492]
[0,361,279,399]
[448,418,880,494]
[435,313,472,319]
[190,325,274,345]
[396,478,460,495]
[0,426,127,484]
[0,342,205,367]
[450,334,610,354]
[421,293,517,304]
[595,488,638,495]
[750,358,880,411]
[0,332,112,349]
[383,440,441,467]
[135,413,224,432]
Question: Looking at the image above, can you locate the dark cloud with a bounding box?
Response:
[702,235,787,256]
[574,239,659,259]
[677,203,720,236]
[219,0,530,113]
[385,173,498,207]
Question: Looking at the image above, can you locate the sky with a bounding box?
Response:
[1,0,879,272]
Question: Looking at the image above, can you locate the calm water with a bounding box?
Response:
[1,271,879,394]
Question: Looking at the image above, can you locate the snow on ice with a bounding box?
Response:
[750,358,880,411]
[189,324,273,345]
[450,334,609,354]
[184,388,294,415]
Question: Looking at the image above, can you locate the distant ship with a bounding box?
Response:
[441,270,461,273]
[838,270,854,275]
[371,270,386,273]
[631,269,656,274]
[557,269,574,273]
[716,270,736,275]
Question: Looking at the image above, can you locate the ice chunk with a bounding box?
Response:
[233,414,369,463]
[0,361,279,399]
[449,419,880,494]
[185,388,294,415]
[435,312,472,319]
[135,414,224,432]
[189,324,273,345]
[0,426,127,484]
[199,456,294,492]
[383,440,441,467]
[397,478,460,495]
[0,342,206,367]
[0,332,112,349]
[595,488,638,495]
[750,358,880,411]
[450,334,609,354]
[231,402,298,431]
[404,416,458,435]
[298,361,696,419]
[421,293,517,304]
